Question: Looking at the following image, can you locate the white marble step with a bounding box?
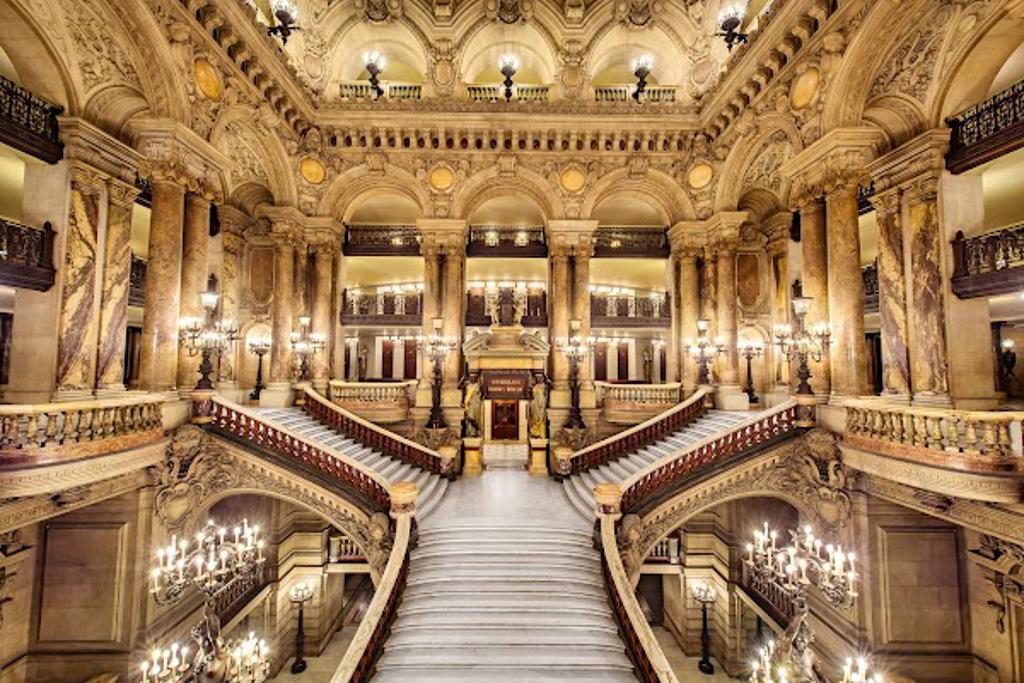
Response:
[372,668,638,683]
[397,596,612,617]
[377,644,635,670]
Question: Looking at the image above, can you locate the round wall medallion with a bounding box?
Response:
[428,165,455,192]
[560,167,586,193]
[790,67,821,110]
[688,164,714,190]
[300,158,326,185]
[193,58,223,102]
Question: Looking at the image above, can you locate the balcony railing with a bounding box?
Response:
[129,256,147,307]
[844,400,1024,472]
[594,227,670,258]
[466,225,547,257]
[339,82,423,101]
[342,289,422,326]
[0,394,164,469]
[466,84,551,103]
[591,291,670,328]
[593,85,678,104]
[0,219,56,291]
[328,380,417,425]
[741,565,796,626]
[597,382,682,425]
[0,75,63,163]
[951,223,1024,298]
[466,287,548,327]
[344,225,421,256]
[863,260,878,314]
[947,78,1024,174]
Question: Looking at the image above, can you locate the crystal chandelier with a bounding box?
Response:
[151,518,266,605]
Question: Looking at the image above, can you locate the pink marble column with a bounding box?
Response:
[768,237,791,392]
[664,252,681,384]
[799,199,830,394]
[331,250,347,380]
[270,237,295,383]
[716,244,740,387]
[826,184,868,398]
[293,242,310,326]
[55,166,104,398]
[140,179,185,393]
[217,220,245,389]
[95,180,140,393]
[906,184,950,404]
[571,247,593,385]
[176,193,211,392]
[871,191,911,400]
[680,251,700,394]
[549,249,571,390]
[701,247,718,337]
[420,242,443,387]
[441,243,465,388]
[310,244,335,390]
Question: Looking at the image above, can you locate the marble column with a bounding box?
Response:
[768,234,791,393]
[269,236,295,385]
[906,183,950,405]
[441,242,465,389]
[95,179,140,394]
[217,216,245,395]
[332,249,347,380]
[54,165,104,399]
[680,250,700,394]
[293,242,309,324]
[825,183,868,399]
[571,246,593,386]
[310,244,335,392]
[664,252,681,384]
[176,193,211,393]
[140,180,185,394]
[871,191,912,401]
[701,247,718,339]
[420,241,443,391]
[716,244,740,388]
[549,249,571,391]
[799,199,830,394]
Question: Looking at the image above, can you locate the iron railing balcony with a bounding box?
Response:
[466,225,547,257]
[951,221,1024,298]
[343,224,421,256]
[342,289,423,326]
[0,218,56,291]
[947,78,1024,173]
[591,290,670,328]
[0,75,63,163]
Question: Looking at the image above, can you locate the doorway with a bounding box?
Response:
[491,400,519,441]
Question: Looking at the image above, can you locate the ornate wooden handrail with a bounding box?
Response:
[951,223,1024,298]
[304,387,448,476]
[947,78,1024,174]
[620,402,799,514]
[0,394,164,468]
[568,388,709,475]
[208,396,392,512]
[0,219,56,291]
[844,400,1024,472]
[332,514,412,683]
[0,75,63,163]
[599,514,679,683]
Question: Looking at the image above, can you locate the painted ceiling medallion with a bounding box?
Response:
[688,163,714,190]
[560,167,586,193]
[428,165,455,191]
[193,58,223,102]
[790,67,821,110]
[300,158,326,185]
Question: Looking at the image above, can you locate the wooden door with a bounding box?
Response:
[492,401,519,440]
[381,340,394,379]
[595,342,608,381]
[403,341,418,379]
[617,344,629,381]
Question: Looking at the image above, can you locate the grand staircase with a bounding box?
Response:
[563,409,754,519]
[373,471,638,682]
[258,407,449,518]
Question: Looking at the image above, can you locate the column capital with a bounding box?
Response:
[67,160,108,195]
[547,220,597,258]
[60,116,143,187]
[128,118,230,203]
[418,218,467,255]
[106,177,141,208]
[780,127,886,204]
[868,188,902,218]
[218,205,251,236]
[764,212,793,255]
[867,128,950,197]
[668,222,706,258]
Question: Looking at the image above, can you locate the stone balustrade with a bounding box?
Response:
[328,380,417,425]
[593,85,677,104]
[466,84,551,103]
[339,82,423,101]
[0,394,164,467]
[844,400,1024,471]
[597,382,682,425]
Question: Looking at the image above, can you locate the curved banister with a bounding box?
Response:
[567,388,710,475]
[332,514,412,683]
[621,401,799,514]
[599,514,679,683]
[208,396,392,513]
[303,387,449,476]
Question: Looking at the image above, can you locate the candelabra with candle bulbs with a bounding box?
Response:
[739,340,765,404]
[500,54,519,102]
[716,3,749,50]
[558,319,595,430]
[418,317,458,429]
[291,315,326,382]
[179,286,240,392]
[691,579,718,675]
[289,581,314,674]
[248,338,271,401]
[364,51,386,99]
[840,657,883,683]
[267,0,300,44]
[773,297,831,396]
[748,639,786,683]
[631,54,653,102]
[140,629,269,683]
[744,522,858,679]
[686,319,726,386]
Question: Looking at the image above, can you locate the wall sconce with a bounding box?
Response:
[631,54,653,102]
